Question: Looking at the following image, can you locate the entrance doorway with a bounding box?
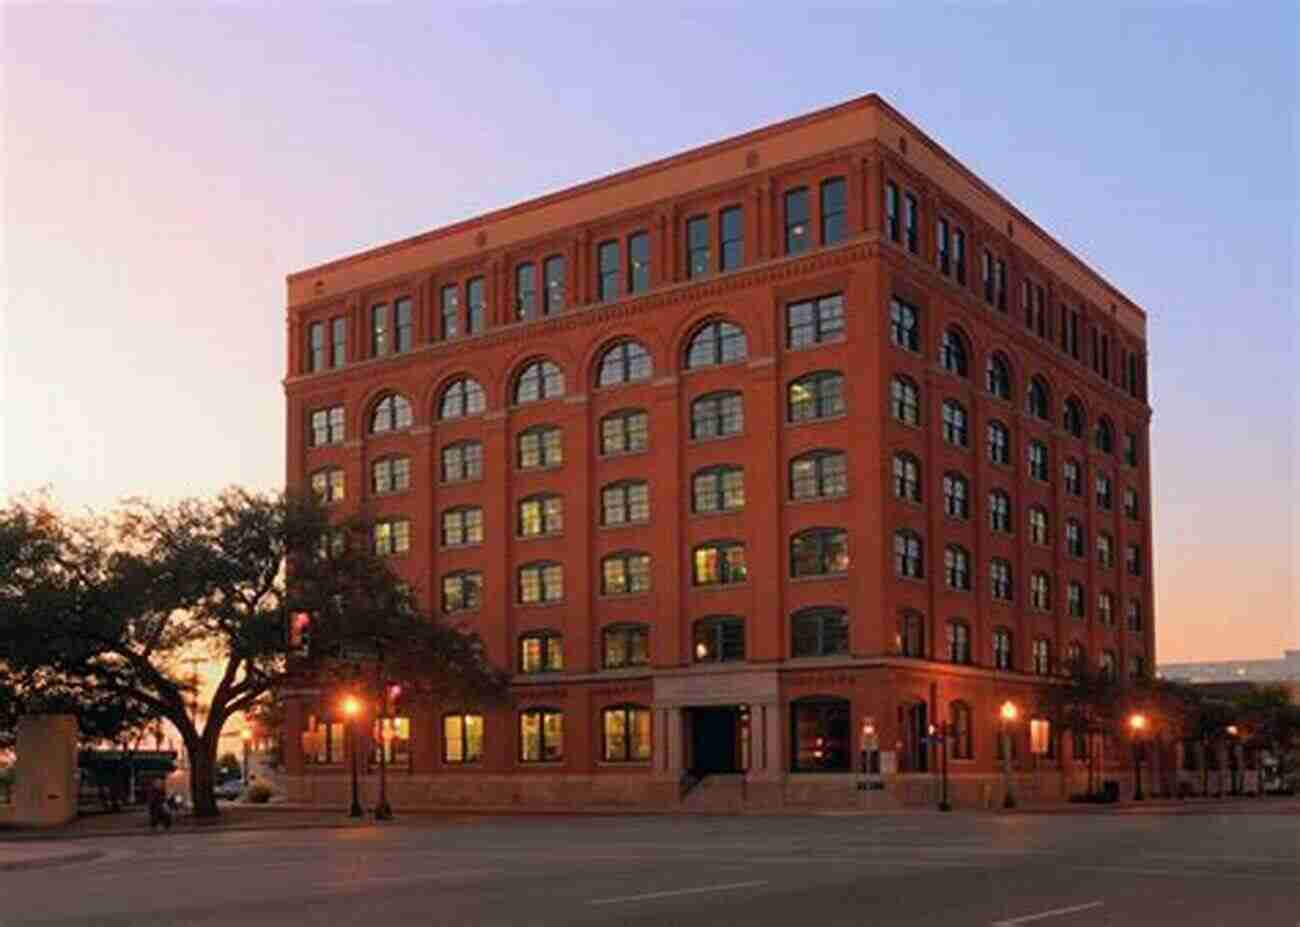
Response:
[688,706,746,775]
[902,702,928,773]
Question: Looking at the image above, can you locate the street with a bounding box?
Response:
[2,810,1297,926]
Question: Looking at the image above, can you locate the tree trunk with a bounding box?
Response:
[189,741,220,818]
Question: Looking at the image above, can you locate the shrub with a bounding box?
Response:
[246,783,273,804]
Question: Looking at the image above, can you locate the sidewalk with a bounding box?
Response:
[0,806,381,842]
[0,841,104,872]
[1009,795,1300,815]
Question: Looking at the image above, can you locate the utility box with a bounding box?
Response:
[14,714,78,827]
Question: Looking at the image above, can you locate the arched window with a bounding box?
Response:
[692,540,747,586]
[602,624,649,669]
[941,400,968,447]
[518,707,563,762]
[1032,638,1052,675]
[1063,458,1082,496]
[1026,376,1051,420]
[942,472,969,519]
[989,558,1013,601]
[1028,506,1049,546]
[684,319,747,368]
[442,713,484,764]
[690,391,744,439]
[597,340,652,387]
[600,409,649,455]
[441,570,482,614]
[602,704,652,762]
[791,607,849,658]
[1095,417,1114,454]
[1098,591,1115,626]
[992,627,1013,669]
[897,611,925,657]
[601,480,650,525]
[891,376,920,425]
[949,702,973,759]
[788,371,845,422]
[1096,473,1113,510]
[944,545,971,591]
[518,561,563,604]
[893,530,923,578]
[692,465,744,513]
[518,631,564,673]
[1065,518,1084,557]
[440,440,483,482]
[986,353,1012,400]
[893,453,921,503]
[439,377,486,420]
[517,425,562,469]
[988,490,1011,533]
[1030,572,1051,611]
[514,359,564,404]
[1063,397,1084,438]
[986,420,1010,465]
[311,467,345,504]
[601,551,652,596]
[791,697,851,771]
[791,450,847,499]
[889,297,920,352]
[790,528,850,577]
[938,327,968,376]
[517,494,563,538]
[1027,439,1049,481]
[1067,580,1086,618]
[945,619,972,663]
[370,393,413,434]
[693,616,745,662]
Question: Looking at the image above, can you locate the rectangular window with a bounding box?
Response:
[885,182,899,242]
[373,520,410,556]
[627,231,650,293]
[953,228,966,284]
[982,251,994,303]
[372,456,410,494]
[995,260,1007,311]
[719,206,743,271]
[370,303,389,356]
[820,177,845,245]
[785,187,809,255]
[686,215,710,279]
[514,263,536,320]
[443,714,484,765]
[936,219,950,276]
[601,412,649,455]
[543,255,566,314]
[330,317,346,368]
[442,508,484,547]
[598,240,619,302]
[786,293,844,348]
[904,192,918,253]
[440,284,460,339]
[466,277,485,334]
[394,297,413,352]
[309,406,345,447]
[308,322,325,372]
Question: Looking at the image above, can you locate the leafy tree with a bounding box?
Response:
[1233,684,1300,791]
[0,490,506,818]
[1036,660,1123,795]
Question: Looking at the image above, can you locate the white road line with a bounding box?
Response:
[589,879,768,906]
[1141,853,1300,866]
[992,901,1103,926]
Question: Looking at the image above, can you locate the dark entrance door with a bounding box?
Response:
[690,707,739,775]
[903,702,928,773]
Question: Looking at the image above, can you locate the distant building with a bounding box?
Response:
[1159,650,1300,686]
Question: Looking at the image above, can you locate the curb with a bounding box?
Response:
[0,849,103,873]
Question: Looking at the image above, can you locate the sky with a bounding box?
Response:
[2,4,1296,666]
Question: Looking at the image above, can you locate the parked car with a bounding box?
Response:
[214,779,244,801]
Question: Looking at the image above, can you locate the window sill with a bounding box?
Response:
[516,599,566,609]
[689,582,749,593]
[442,608,481,619]
[372,488,411,499]
[517,462,565,474]
[789,573,848,585]
[599,447,651,461]
[788,491,850,507]
[599,520,651,531]
[785,412,848,429]
[440,478,484,487]
[517,532,565,543]
[599,591,652,601]
[689,508,745,520]
[785,335,847,353]
[688,432,745,446]
[440,542,483,552]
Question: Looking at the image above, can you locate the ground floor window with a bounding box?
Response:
[602,705,652,762]
[443,713,484,765]
[302,717,345,765]
[520,708,564,763]
[949,702,973,759]
[791,698,851,772]
[372,717,411,768]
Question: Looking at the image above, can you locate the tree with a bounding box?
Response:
[1036,661,1123,796]
[1233,685,1300,792]
[217,752,241,781]
[0,489,506,818]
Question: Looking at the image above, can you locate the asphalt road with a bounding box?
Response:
[2,811,1297,926]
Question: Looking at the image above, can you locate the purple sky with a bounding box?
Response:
[3,5,1295,664]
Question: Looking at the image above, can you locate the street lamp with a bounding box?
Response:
[240,728,252,786]
[342,694,363,818]
[374,683,400,822]
[929,722,952,812]
[1000,701,1018,810]
[1129,713,1147,801]
[1225,725,1240,796]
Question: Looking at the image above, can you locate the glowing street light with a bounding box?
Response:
[240,727,253,786]
[1129,713,1148,801]
[999,701,1018,809]
[342,694,363,818]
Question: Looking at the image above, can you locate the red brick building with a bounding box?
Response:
[281,94,1154,810]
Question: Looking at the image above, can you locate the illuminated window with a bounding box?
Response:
[519,708,563,762]
[601,551,651,596]
[693,616,745,662]
[310,467,344,504]
[442,713,483,764]
[518,632,563,674]
[788,371,845,422]
[791,698,851,771]
[602,705,652,762]
[518,562,563,604]
[692,540,747,586]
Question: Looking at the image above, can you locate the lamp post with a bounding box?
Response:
[1129,713,1147,801]
[929,722,952,812]
[240,728,252,786]
[374,683,399,822]
[343,694,363,818]
[1225,725,1240,796]
[1000,701,1018,810]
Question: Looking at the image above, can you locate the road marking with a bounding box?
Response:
[1141,853,1300,866]
[589,879,768,906]
[992,901,1103,926]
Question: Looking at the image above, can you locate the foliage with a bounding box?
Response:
[246,782,273,804]
[0,489,507,818]
[217,752,241,780]
[1036,661,1123,794]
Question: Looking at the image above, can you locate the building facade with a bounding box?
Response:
[281,94,1155,810]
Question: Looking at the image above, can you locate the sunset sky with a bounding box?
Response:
[3,5,1295,665]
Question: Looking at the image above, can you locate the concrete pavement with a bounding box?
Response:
[1,808,1297,925]
[0,841,102,872]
